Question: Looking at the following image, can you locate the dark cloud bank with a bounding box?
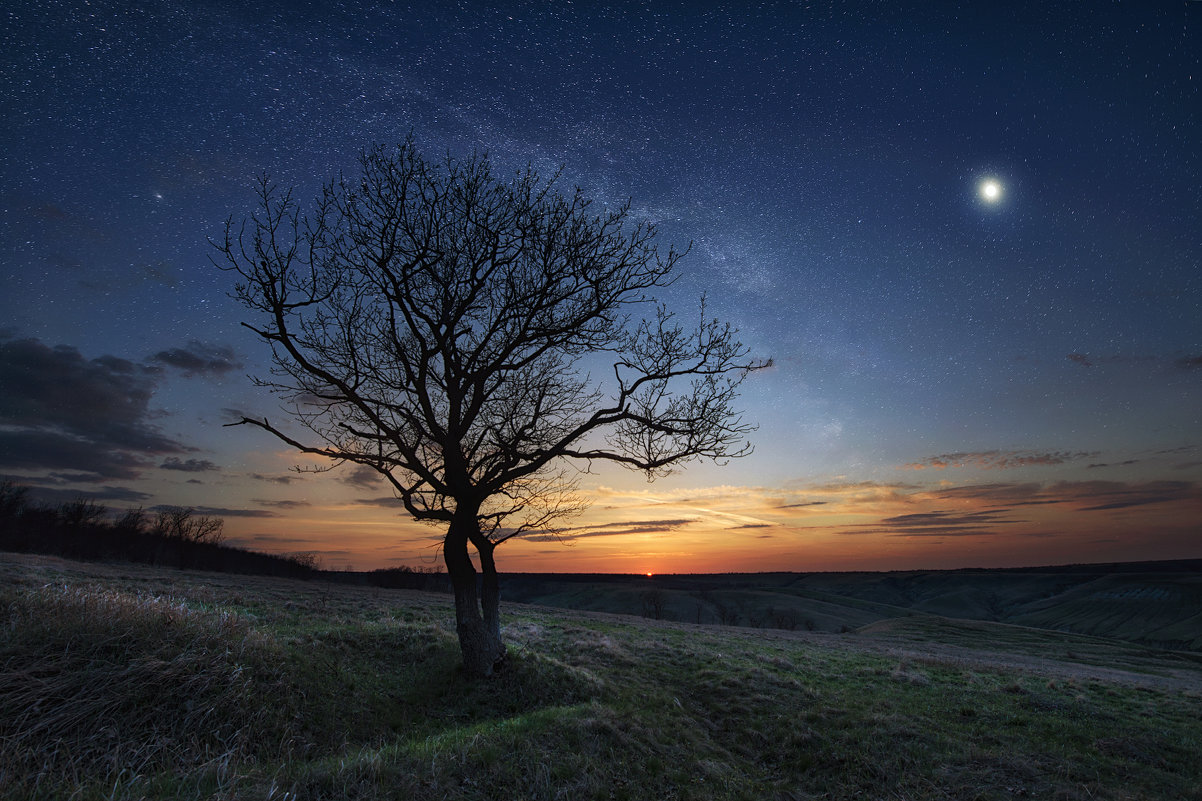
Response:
[0,336,237,487]
[149,341,242,377]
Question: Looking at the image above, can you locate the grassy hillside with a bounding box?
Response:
[3,552,1201,801]
[501,572,915,631]
[502,563,1202,650]
[1008,573,1202,648]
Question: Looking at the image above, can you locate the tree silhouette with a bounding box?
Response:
[217,141,768,676]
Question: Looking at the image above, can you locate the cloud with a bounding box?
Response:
[1176,354,1202,370]
[160,457,220,472]
[340,464,384,489]
[927,480,1201,513]
[359,496,403,507]
[928,482,1047,504]
[0,337,189,479]
[904,450,1098,471]
[250,472,298,484]
[18,483,154,506]
[593,519,692,536]
[521,518,695,542]
[227,534,323,547]
[875,509,1019,538]
[253,498,312,509]
[0,338,178,448]
[1071,480,1197,511]
[149,505,278,518]
[789,480,920,494]
[775,478,1200,553]
[0,429,160,480]
[48,471,109,484]
[1065,352,1174,370]
[149,341,242,377]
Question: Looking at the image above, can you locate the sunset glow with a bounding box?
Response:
[212,457,1202,573]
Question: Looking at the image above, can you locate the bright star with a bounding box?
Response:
[978,178,1003,203]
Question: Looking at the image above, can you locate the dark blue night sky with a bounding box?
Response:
[3,1,1200,572]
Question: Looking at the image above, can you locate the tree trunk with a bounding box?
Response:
[443,511,505,677]
[476,538,505,670]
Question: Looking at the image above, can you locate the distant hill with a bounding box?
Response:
[501,560,1202,651]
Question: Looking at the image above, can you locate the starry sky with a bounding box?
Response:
[3,1,1200,573]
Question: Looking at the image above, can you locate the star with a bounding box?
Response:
[978,178,1003,203]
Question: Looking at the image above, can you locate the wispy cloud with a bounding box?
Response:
[160,457,220,472]
[250,472,298,484]
[923,479,1201,513]
[1066,352,1166,370]
[873,509,1020,538]
[358,496,403,508]
[903,450,1098,471]
[149,505,278,518]
[1070,480,1197,511]
[1176,354,1202,370]
[1086,459,1140,469]
[253,498,312,509]
[228,534,323,547]
[16,484,153,506]
[521,518,695,542]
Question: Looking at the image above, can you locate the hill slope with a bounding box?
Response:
[3,552,1201,801]
[502,561,1202,650]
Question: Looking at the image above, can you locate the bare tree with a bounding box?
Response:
[641,588,667,620]
[216,141,768,677]
[151,507,225,545]
[58,498,108,529]
[0,481,30,521]
[113,506,149,535]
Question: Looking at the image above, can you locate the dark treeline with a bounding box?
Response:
[0,481,452,588]
[336,565,452,593]
[0,480,318,578]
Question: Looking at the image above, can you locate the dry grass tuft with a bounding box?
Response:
[0,583,293,794]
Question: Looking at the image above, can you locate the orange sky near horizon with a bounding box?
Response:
[222,456,1202,574]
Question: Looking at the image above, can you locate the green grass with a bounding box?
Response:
[3,552,1200,800]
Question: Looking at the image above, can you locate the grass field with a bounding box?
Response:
[3,552,1200,800]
